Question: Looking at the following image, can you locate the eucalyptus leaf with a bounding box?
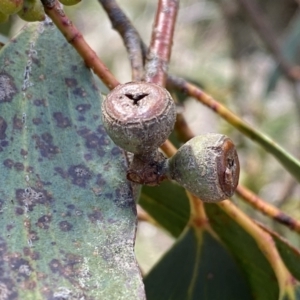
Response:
[140,181,190,237]
[144,227,252,300]
[0,20,144,299]
[266,229,300,282]
[205,204,279,300]
[140,181,281,299]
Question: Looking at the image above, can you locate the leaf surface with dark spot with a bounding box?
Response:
[0,21,144,299]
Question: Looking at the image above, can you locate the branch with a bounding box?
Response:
[145,0,179,86]
[41,0,120,90]
[160,139,177,158]
[236,185,300,233]
[98,0,145,81]
[175,112,195,143]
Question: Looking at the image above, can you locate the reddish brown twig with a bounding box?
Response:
[256,220,300,258]
[175,112,195,143]
[237,0,300,81]
[236,185,300,233]
[145,0,179,86]
[41,0,119,90]
[98,0,146,81]
[160,139,177,158]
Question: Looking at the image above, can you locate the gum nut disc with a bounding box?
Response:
[102,82,176,154]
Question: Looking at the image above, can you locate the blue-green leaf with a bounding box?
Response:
[0,21,144,299]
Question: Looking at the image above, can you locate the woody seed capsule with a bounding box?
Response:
[167,134,240,202]
[102,82,176,155]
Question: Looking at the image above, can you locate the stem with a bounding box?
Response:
[218,200,296,299]
[237,0,300,81]
[98,0,145,81]
[236,185,300,234]
[256,220,300,257]
[187,192,207,227]
[185,191,209,299]
[145,0,179,86]
[41,0,119,90]
[167,75,300,183]
[175,112,195,143]
[171,92,195,142]
[160,139,177,157]
[186,192,220,241]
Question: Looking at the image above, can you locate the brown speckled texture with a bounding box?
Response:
[0,20,144,299]
[102,82,176,154]
[168,134,239,202]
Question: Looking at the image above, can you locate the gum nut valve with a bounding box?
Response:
[101,82,176,155]
[167,133,240,202]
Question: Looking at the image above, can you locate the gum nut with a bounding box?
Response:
[102,82,176,154]
[167,133,240,202]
